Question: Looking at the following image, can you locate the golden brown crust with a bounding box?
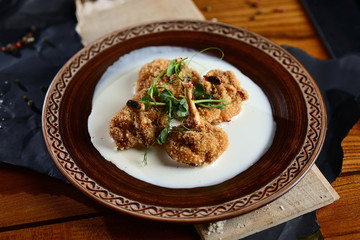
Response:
[193,69,248,125]
[109,58,246,166]
[136,58,201,98]
[109,90,168,150]
[165,123,229,166]
[164,81,229,166]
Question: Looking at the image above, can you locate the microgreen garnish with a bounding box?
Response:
[140,47,228,165]
[143,141,156,165]
[185,47,224,74]
[193,83,212,99]
[196,101,227,109]
[147,68,166,104]
[140,96,150,109]
[176,98,189,118]
[157,118,171,145]
[166,59,176,76]
[189,47,224,62]
[192,83,229,109]
[158,78,178,88]
[167,58,188,79]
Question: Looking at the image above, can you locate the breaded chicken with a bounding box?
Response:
[193,70,248,125]
[109,58,246,166]
[165,79,229,166]
[136,58,201,98]
[109,90,168,150]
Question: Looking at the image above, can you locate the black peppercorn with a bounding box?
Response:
[127,100,141,109]
[204,75,221,85]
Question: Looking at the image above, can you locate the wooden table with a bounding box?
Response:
[1,0,359,239]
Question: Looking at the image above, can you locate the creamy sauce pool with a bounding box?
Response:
[88,46,276,188]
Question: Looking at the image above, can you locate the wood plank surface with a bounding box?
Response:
[317,174,360,240]
[337,122,360,174]
[316,122,360,239]
[0,164,110,230]
[1,0,359,239]
[195,166,339,240]
[194,0,330,59]
[0,213,199,240]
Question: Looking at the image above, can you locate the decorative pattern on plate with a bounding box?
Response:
[43,20,326,222]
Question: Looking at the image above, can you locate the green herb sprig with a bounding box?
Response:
[140,47,227,165]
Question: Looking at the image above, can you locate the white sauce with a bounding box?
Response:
[88,46,276,189]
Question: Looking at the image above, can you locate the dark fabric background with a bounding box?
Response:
[301,0,360,58]
[0,0,81,181]
[1,0,359,239]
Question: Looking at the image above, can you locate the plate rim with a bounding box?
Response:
[42,20,327,223]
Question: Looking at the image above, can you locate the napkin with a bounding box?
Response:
[75,0,203,45]
[283,46,360,183]
[0,0,82,181]
[0,0,359,239]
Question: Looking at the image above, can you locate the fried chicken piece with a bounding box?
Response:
[136,58,201,98]
[193,70,248,125]
[109,90,168,150]
[165,79,229,166]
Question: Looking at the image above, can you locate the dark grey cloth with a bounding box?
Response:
[285,46,360,183]
[0,0,82,181]
[302,0,360,58]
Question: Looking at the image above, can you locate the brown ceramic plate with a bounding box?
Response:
[42,20,326,223]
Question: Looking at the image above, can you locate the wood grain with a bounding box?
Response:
[317,122,360,239]
[0,0,359,239]
[317,174,360,239]
[195,166,339,240]
[0,164,110,230]
[193,0,330,59]
[337,122,360,174]
[0,213,199,240]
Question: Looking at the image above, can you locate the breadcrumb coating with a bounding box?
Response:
[109,58,247,165]
[109,90,168,150]
[193,69,248,125]
[165,79,229,166]
[136,58,201,98]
